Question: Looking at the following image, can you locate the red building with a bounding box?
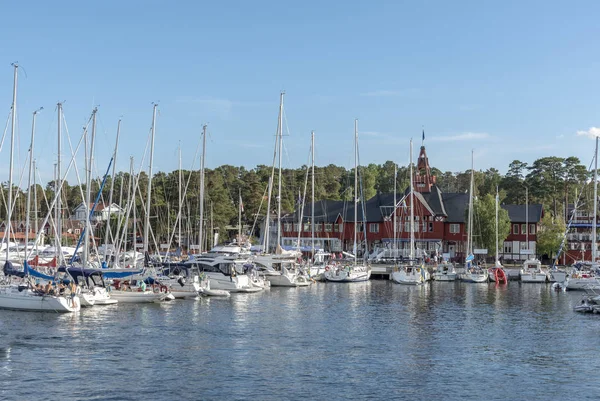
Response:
[280,145,543,262]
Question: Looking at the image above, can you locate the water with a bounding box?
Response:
[1,281,600,401]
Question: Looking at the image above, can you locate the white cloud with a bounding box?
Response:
[429,132,490,142]
[576,127,600,138]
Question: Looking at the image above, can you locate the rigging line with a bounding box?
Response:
[296,144,311,250]
[250,184,269,238]
[0,108,12,154]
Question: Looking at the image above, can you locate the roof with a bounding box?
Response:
[441,192,469,223]
[502,204,543,223]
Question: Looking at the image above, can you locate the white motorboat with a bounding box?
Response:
[253,254,310,287]
[324,264,371,282]
[547,268,568,283]
[391,264,425,285]
[184,254,264,293]
[461,266,489,283]
[433,262,457,281]
[565,273,600,291]
[520,259,547,283]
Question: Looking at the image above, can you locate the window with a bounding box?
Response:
[529,224,536,235]
[303,223,310,232]
[356,223,364,232]
[315,223,322,232]
[404,222,410,233]
[513,224,519,234]
[504,241,512,253]
[369,223,379,233]
[338,223,343,232]
[520,242,528,251]
[325,223,333,232]
[429,222,433,232]
[396,221,403,232]
[293,223,300,232]
[449,224,460,234]
[284,223,292,232]
[521,224,527,234]
[422,222,427,232]
[75,229,80,235]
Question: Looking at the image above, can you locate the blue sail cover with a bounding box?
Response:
[100,268,144,279]
[24,261,56,282]
[3,261,25,278]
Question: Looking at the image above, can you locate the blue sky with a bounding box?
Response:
[2,0,600,186]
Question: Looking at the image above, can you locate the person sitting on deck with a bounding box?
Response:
[44,281,54,295]
[139,281,147,292]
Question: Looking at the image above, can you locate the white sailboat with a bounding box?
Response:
[392,139,425,285]
[461,150,489,283]
[325,119,372,282]
[566,136,600,290]
[0,65,80,313]
[519,186,546,283]
[488,187,508,283]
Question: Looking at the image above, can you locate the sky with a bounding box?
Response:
[2,0,600,187]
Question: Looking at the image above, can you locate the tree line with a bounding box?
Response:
[0,155,592,246]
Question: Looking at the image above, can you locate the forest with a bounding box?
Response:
[0,154,593,246]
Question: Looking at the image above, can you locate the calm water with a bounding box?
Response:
[1,281,599,401]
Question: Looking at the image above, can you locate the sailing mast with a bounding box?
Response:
[593,136,598,263]
[5,64,17,262]
[83,108,97,268]
[409,139,414,262]
[178,142,182,249]
[311,131,315,256]
[393,162,397,263]
[354,119,359,265]
[198,124,207,252]
[238,188,242,243]
[104,119,121,261]
[495,186,499,264]
[25,108,41,261]
[525,186,529,257]
[467,150,474,258]
[144,104,157,255]
[56,103,63,259]
[276,92,284,252]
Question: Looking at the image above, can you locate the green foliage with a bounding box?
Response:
[469,194,511,257]
[536,214,566,258]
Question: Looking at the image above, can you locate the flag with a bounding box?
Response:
[239,194,244,212]
[466,254,474,262]
[422,129,425,142]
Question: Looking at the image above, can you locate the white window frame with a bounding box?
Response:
[513,224,519,235]
[325,223,333,232]
[449,224,460,234]
[529,224,536,235]
[369,223,379,233]
[521,224,527,234]
[315,223,322,232]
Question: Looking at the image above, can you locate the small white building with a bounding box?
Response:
[72,202,124,223]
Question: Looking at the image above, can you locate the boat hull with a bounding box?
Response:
[324,267,371,282]
[108,290,168,303]
[460,272,489,283]
[520,273,547,283]
[0,286,80,312]
[433,272,457,281]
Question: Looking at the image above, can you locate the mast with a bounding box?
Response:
[6,63,17,262]
[495,186,499,264]
[84,108,98,267]
[393,162,397,263]
[238,188,242,243]
[132,159,137,256]
[33,159,39,256]
[354,119,359,265]
[104,119,121,261]
[57,102,62,253]
[467,150,474,257]
[593,135,598,263]
[525,186,529,257]
[276,92,284,251]
[210,201,214,248]
[409,139,414,261]
[198,124,207,252]
[144,104,157,254]
[178,142,182,249]
[53,163,58,260]
[311,131,315,256]
[25,108,41,260]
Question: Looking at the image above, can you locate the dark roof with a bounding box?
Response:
[502,204,543,223]
[281,200,345,223]
[441,192,469,223]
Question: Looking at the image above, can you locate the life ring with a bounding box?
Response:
[160,285,168,293]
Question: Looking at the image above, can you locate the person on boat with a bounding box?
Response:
[69,281,77,295]
[44,281,54,295]
[139,280,147,292]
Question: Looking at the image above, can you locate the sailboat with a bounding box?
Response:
[519,187,546,283]
[460,150,489,283]
[0,64,80,313]
[391,139,426,285]
[488,187,507,284]
[565,135,600,290]
[254,92,309,287]
[324,120,372,282]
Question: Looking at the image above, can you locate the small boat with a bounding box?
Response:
[433,262,457,281]
[108,280,170,303]
[59,267,117,306]
[520,258,547,283]
[324,264,371,282]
